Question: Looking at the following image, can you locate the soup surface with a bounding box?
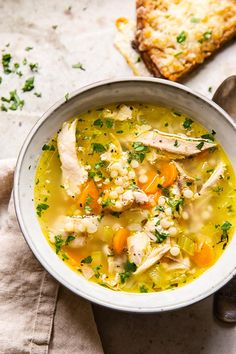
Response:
[35,103,236,293]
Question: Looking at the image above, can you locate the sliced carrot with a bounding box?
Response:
[160,162,178,188]
[141,189,161,209]
[77,180,101,214]
[192,243,214,267]
[113,228,130,255]
[138,169,161,195]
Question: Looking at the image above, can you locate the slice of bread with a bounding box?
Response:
[136,0,236,81]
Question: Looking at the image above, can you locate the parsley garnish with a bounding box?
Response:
[101,198,115,208]
[34,92,42,98]
[2,53,12,74]
[140,285,148,293]
[105,119,113,128]
[72,63,85,70]
[42,144,55,151]
[1,90,24,111]
[196,141,204,150]
[174,140,179,147]
[155,230,169,243]
[36,203,49,217]
[81,255,93,264]
[65,235,75,245]
[25,46,33,51]
[29,62,39,72]
[176,31,187,44]
[84,194,93,212]
[65,93,69,102]
[201,133,214,141]
[22,77,35,92]
[167,198,184,212]
[183,118,193,129]
[92,143,107,153]
[54,235,64,254]
[93,265,102,278]
[218,221,232,248]
[119,261,137,284]
[93,118,103,127]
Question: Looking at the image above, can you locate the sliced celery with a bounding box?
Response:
[177,235,195,255]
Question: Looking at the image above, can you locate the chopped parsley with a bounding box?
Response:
[155,230,169,243]
[0,76,2,84]
[155,205,164,212]
[213,186,223,195]
[167,198,184,212]
[201,133,214,141]
[84,194,93,212]
[1,90,24,111]
[196,141,204,150]
[116,130,123,134]
[128,142,149,163]
[105,119,113,128]
[36,203,49,217]
[42,144,55,151]
[174,140,179,147]
[65,92,69,102]
[199,31,212,43]
[93,265,102,278]
[65,235,75,245]
[29,62,39,72]
[218,221,232,248]
[81,255,93,264]
[22,77,35,92]
[54,235,64,254]
[92,143,107,153]
[25,46,33,51]
[208,86,212,93]
[183,118,193,129]
[101,198,115,208]
[140,285,148,293]
[176,31,187,44]
[93,118,103,127]
[72,62,85,70]
[2,53,12,74]
[119,261,137,284]
[34,92,42,98]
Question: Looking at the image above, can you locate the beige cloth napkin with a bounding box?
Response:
[0,159,104,354]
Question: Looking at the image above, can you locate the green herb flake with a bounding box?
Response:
[34,92,42,98]
[36,203,49,217]
[42,144,55,151]
[174,51,183,57]
[208,86,212,93]
[176,31,187,44]
[183,118,193,129]
[174,140,179,147]
[25,46,33,51]
[54,235,64,254]
[65,93,69,102]
[155,230,169,243]
[116,130,123,134]
[140,285,148,293]
[196,141,204,150]
[2,53,12,74]
[29,62,39,72]
[201,133,214,141]
[65,235,75,245]
[22,77,35,92]
[105,119,113,128]
[92,143,107,153]
[72,62,85,70]
[22,57,27,65]
[81,255,93,264]
[101,198,115,209]
[93,118,103,127]
[119,261,137,284]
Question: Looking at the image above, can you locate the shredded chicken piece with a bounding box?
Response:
[133,130,216,156]
[134,244,171,275]
[199,162,226,195]
[127,232,150,266]
[57,119,88,197]
[173,161,195,187]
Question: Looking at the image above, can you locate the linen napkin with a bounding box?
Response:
[0,159,103,354]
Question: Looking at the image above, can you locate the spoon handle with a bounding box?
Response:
[213,76,236,323]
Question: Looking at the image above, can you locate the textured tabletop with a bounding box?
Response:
[0,1,236,353]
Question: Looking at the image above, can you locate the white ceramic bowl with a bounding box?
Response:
[14,78,236,313]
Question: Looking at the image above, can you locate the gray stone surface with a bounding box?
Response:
[0,1,236,353]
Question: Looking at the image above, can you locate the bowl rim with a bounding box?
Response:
[14,77,236,313]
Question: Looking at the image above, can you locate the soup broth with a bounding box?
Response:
[35,103,236,293]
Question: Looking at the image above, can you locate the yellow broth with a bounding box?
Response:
[34,104,236,293]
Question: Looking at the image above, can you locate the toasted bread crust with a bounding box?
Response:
[136,0,236,81]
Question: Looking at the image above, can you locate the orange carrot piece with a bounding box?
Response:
[138,169,161,195]
[141,189,161,209]
[192,243,214,267]
[77,180,101,214]
[160,162,178,188]
[113,228,130,255]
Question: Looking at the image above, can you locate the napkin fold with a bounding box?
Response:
[0,159,103,354]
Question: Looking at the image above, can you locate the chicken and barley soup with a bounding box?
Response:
[35,104,236,293]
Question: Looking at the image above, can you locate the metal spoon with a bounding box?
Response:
[212,75,236,323]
